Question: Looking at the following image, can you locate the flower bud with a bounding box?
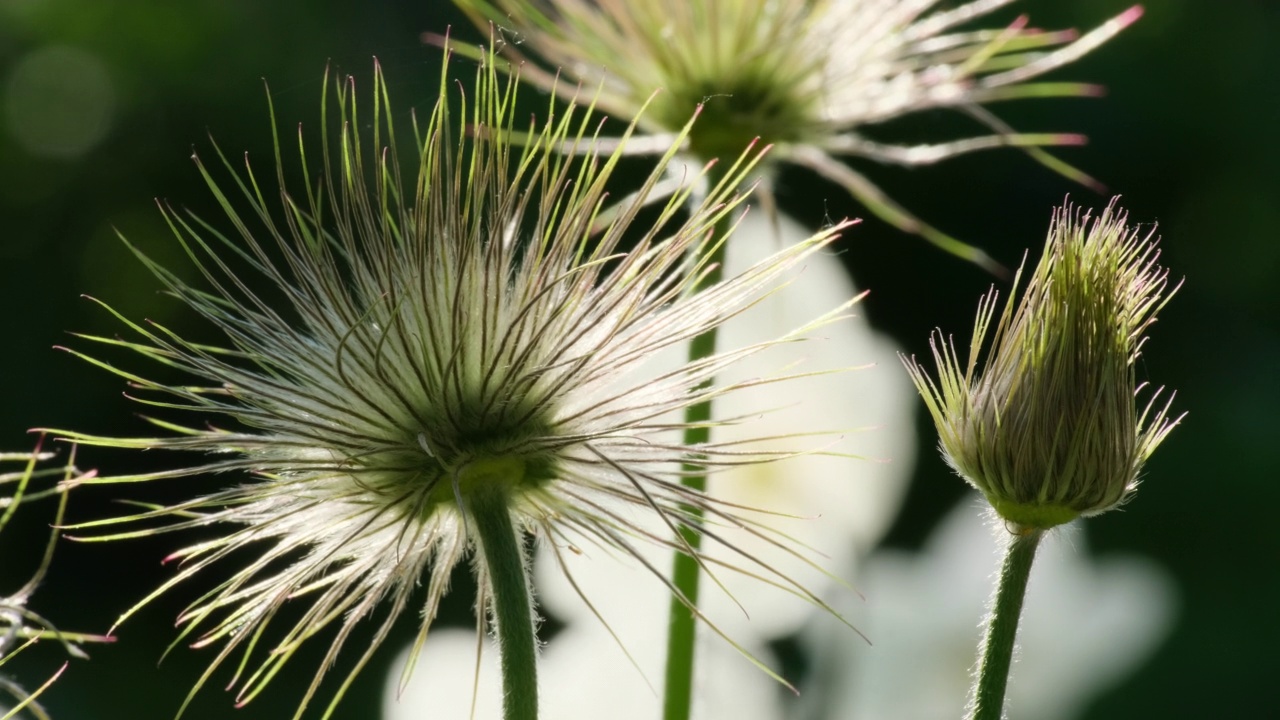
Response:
[904,199,1182,529]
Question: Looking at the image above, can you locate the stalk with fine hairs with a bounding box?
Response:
[662,160,732,720]
[52,47,863,719]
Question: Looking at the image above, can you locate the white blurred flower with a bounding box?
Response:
[387,211,918,719]
[384,630,502,720]
[798,499,1176,720]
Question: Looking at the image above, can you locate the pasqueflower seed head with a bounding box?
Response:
[903,199,1181,530]
[450,0,1142,272]
[55,49,859,717]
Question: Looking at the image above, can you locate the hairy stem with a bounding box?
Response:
[971,526,1043,720]
[662,167,732,720]
[473,487,538,720]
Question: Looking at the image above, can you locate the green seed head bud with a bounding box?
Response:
[904,199,1183,529]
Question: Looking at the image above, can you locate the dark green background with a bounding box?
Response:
[1,1,1274,718]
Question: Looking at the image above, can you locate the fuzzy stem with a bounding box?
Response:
[472,487,538,720]
[971,527,1043,720]
[662,167,731,720]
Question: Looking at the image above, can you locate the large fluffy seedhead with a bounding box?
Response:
[452,0,1141,271]
[55,48,859,717]
[904,199,1181,529]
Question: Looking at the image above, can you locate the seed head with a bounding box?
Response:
[903,199,1182,529]
[450,0,1143,270]
[55,50,859,717]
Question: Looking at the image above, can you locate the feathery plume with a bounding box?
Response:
[449,0,1142,272]
[54,49,861,718]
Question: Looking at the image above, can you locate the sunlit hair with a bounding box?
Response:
[55,50,861,718]
[450,0,1141,273]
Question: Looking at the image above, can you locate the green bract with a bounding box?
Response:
[904,199,1181,529]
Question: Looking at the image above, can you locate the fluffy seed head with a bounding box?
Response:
[903,199,1182,529]
[451,0,1143,269]
[55,49,859,717]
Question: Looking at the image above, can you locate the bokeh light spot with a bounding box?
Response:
[4,45,116,159]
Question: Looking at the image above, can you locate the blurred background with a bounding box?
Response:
[0,1,1275,718]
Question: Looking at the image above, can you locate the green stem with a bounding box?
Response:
[472,487,538,720]
[971,527,1043,720]
[662,168,732,720]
